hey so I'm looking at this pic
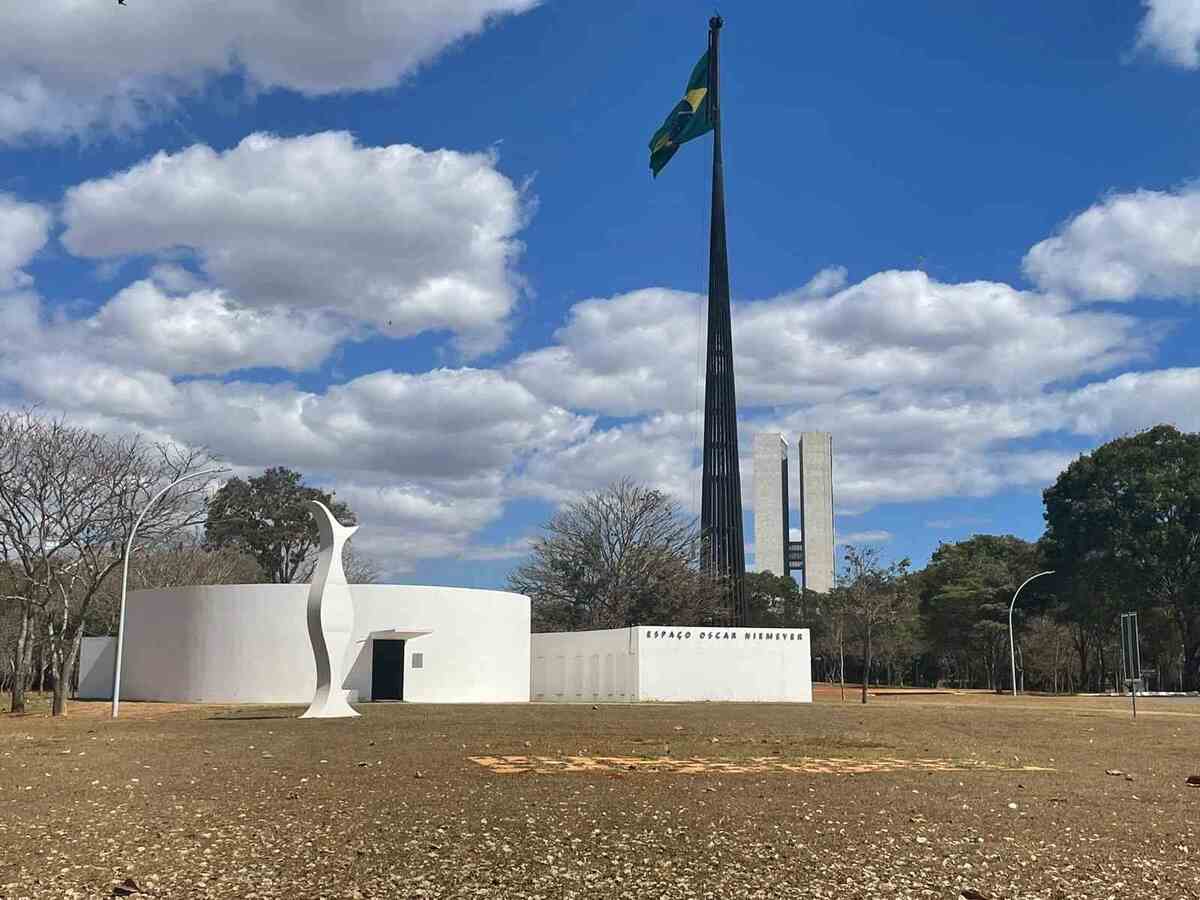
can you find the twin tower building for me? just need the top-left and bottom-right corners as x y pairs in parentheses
(752, 432), (835, 594)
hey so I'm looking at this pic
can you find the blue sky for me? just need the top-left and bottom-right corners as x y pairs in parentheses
(2, 1), (1200, 584)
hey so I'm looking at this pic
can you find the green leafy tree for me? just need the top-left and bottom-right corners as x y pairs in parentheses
(917, 535), (1044, 690)
(743, 570), (805, 627)
(205, 467), (356, 584)
(1042, 425), (1200, 690)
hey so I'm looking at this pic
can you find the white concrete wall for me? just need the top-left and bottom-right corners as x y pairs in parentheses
(352, 585), (530, 703)
(638, 628), (816, 705)
(531, 626), (812, 703)
(114, 584), (529, 704)
(799, 431), (835, 594)
(753, 433), (789, 576)
(637, 626), (812, 702)
(77, 636), (116, 700)
(530, 628), (638, 701)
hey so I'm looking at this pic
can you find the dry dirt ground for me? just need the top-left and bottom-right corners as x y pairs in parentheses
(2, 689), (1198, 899)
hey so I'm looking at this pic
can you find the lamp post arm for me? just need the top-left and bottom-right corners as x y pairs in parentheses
(111, 466), (228, 718)
(1008, 569), (1055, 698)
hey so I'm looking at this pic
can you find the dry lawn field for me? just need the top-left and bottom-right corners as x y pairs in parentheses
(2, 689), (1198, 899)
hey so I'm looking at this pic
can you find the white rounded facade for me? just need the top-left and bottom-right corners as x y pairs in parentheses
(118, 584), (530, 704)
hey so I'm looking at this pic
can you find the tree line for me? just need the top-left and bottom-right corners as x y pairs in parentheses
(1, 408), (368, 715)
(514, 425), (1200, 696)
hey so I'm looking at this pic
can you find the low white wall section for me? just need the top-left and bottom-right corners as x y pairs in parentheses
(117, 584), (530, 704)
(77, 636), (116, 700)
(530, 628), (638, 701)
(531, 626), (812, 703)
(637, 626), (812, 702)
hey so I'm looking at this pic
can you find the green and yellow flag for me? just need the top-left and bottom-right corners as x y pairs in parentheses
(649, 50), (713, 177)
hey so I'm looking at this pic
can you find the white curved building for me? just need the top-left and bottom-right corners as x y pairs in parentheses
(83, 584), (530, 704)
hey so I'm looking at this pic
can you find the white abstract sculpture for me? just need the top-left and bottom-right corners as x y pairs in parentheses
(300, 500), (360, 719)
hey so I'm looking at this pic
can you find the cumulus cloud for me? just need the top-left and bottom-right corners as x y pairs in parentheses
(87, 282), (346, 375)
(518, 412), (700, 506)
(1054, 367), (1200, 435)
(510, 269), (1150, 416)
(0, 195), (50, 289)
(1024, 184), (1200, 301)
(0, 1), (539, 142)
(0, 359), (588, 571)
(837, 530), (893, 545)
(62, 132), (526, 355)
(3, 359), (588, 489)
(1135, 0), (1200, 68)
(0, 284), (347, 378)
(5, 145), (1192, 574)
(332, 483), (506, 573)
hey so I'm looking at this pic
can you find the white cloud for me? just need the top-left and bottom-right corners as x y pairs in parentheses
(1054, 367), (1200, 435)
(511, 269), (1150, 416)
(3, 361), (589, 488)
(518, 412), (700, 508)
(505, 262), (1196, 525)
(0, 283), (347, 378)
(4, 354), (178, 422)
(148, 263), (205, 294)
(509, 288), (705, 417)
(62, 132), (526, 355)
(0, 195), (50, 290)
(87, 281), (348, 375)
(0, 1), (539, 142)
(925, 517), (990, 530)
(457, 538), (536, 562)
(837, 530), (893, 545)
(1024, 184), (1200, 301)
(332, 482), (506, 573)
(1135, 0), (1200, 69)
(0, 360), (588, 572)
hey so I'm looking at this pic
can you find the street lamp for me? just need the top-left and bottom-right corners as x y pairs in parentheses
(111, 466), (229, 718)
(1008, 570), (1055, 697)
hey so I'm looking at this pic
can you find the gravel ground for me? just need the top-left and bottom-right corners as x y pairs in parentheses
(1, 693), (1198, 899)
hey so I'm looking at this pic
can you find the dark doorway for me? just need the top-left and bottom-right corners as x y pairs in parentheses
(371, 639), (405, 701)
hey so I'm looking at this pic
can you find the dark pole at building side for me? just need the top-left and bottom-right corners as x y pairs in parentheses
(700, 15), (748, 626)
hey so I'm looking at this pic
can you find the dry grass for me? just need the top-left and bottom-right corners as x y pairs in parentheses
(2, 690), (1198, 898)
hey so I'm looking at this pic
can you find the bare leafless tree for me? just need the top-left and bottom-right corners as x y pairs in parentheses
(0, 409), (217, 715)
(343, 541), (380, 585)
(86, 534), (264, 636)
(840, 544), (912, 705)
(510, 478), (724, 630)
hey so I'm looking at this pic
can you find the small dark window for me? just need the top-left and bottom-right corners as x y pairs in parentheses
(412, 653), (424, 669)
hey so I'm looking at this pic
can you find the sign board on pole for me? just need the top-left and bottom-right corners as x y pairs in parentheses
(1119, 612), (1140, 718)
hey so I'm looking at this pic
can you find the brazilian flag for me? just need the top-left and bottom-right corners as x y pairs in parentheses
(649, 50), (713, 177)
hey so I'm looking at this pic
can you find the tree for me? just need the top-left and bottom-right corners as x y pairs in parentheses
(205, 467), (357, 584)
(0, 409), (215, 715)
(510, 479), (724, 631)
(85, 535), (264, 637)
(812, 585), (852, 699)
(342, 543), (380, 585)
(917, 535), (1045, 690)
(1042, 425), (1200, 690)
(743, 570), (804, 627)
(1021, 615), (1078, 694)
(840, 545), (912, 704)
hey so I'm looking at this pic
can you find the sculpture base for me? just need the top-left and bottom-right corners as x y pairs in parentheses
(299, 689), (360, 719)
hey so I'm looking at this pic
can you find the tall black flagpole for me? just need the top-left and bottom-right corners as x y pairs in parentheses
(700, 15), (748, 626)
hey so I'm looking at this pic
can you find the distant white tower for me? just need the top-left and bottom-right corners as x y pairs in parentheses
(751, 431), (835, 593)
(752, 433), (789, 576)
(797, 432), (835, 594)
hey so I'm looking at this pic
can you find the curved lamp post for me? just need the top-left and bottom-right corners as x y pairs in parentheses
(111, 467), (228, 718)
(1008, 570), (1055, 697)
